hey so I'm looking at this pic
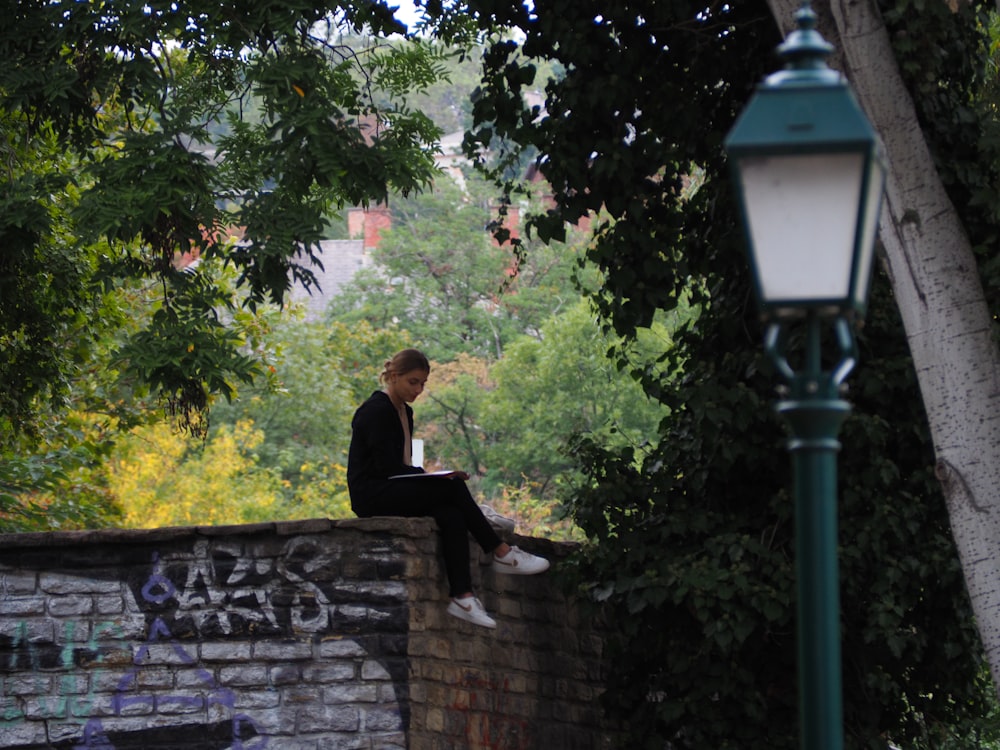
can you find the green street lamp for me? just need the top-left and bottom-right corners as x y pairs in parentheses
(724, 3), (886, 750)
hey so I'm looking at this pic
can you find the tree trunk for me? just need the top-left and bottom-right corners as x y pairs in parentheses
(765, 0), (1000, 692)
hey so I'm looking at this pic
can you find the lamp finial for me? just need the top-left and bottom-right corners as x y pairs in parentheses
(767, 1), (840, 86)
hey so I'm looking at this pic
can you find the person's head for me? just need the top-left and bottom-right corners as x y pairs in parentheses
(380, 348), (430, 404)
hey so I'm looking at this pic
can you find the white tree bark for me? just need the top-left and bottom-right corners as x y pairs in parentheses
(766, 0), (1000, 691)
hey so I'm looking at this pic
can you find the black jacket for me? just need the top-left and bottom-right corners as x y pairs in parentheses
(347, 391), (423, 502)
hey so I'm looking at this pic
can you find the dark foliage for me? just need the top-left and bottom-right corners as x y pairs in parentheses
(447, 0), (1000, 745)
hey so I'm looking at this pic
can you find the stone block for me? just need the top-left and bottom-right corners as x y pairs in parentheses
(448, 638), (489, 664)
(284, 685), (327, 705)
(322, 682), (379, 704)
(377, 632), (408, 656)
(54, 673), (91, 696)
(270, 664), (301, 685)
(407, 635), (452, 660)
(244, 704), (298, 735)
(154, 693), (205, 714)
(133, 642), (194, 666)
(317, 636), (367, 658)
(366, 604), (409, 633)
(218, 665), (268, 687)
(230, 688), (282, 709)
(272, 518), (334, 536)
(367, 729), (409, 747)
(298, 704), (360, 733)
(340, 557), (381, 580)
(1, 596), (45, 616)
(94, 593), (128, 615)
(40, 572), (120, 595)
(362, 657), (404, 681)
(424, 706), (445, 732)
(21, 695), (70, 720)
(248, 740), (313, 750)
(133, 668), (174, 689)
(4, 718), (55, 746)
(170, 669), (216, 692)
(47, 594), (94, 617)
(200, 641), (253, 661)
(0, 570), (38, 593)
(376, 679), (408, 710)
(253, 639), (313, 661)
(494, 595), (524, 619)
(261, 739), (318, 750)
(90, 668), (129, 693)
(361, 706), (405, 732)
(112, 693), (156, 716)
(0, 616), (54, 642)
(3, 673), (52, 695)
(487, 643), (530, 672)
(0, 695), (25, 721)
(301, 661), (357, 683)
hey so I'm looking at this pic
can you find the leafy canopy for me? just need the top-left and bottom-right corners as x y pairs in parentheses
(0, 0), (448, 440)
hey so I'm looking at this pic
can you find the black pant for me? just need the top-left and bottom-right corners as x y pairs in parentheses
(352, 477), (503, 597)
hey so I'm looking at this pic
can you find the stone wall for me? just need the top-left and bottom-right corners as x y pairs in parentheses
(0, 517), (617, 749)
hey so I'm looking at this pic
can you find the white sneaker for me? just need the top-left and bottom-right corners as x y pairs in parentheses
(479, 504), (516, 532)
(492, 546), (550, 575)
(446, 597), (497, 629)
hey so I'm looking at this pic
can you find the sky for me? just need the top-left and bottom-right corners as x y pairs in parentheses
(390, 0), (424, 32)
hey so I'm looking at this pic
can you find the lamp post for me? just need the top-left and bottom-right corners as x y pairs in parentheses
(723, 3), (886, 750)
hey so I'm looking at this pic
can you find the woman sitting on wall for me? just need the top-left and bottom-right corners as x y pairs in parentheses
(347, 348), (549, 629)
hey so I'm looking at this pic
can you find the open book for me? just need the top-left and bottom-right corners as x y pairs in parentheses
(388, 469), (459, 480)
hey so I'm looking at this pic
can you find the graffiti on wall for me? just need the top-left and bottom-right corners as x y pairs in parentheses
(0, 534), (411, 749)
(135, 536), (371, 637)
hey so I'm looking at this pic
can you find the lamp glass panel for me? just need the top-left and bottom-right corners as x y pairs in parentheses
(738, 152), (865, 304)
(852, 155), (886, 308)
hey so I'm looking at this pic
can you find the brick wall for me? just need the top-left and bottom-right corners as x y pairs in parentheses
(0, 518), (618, 749)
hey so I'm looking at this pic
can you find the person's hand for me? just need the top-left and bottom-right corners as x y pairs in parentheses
(450, 470), (470, 481)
